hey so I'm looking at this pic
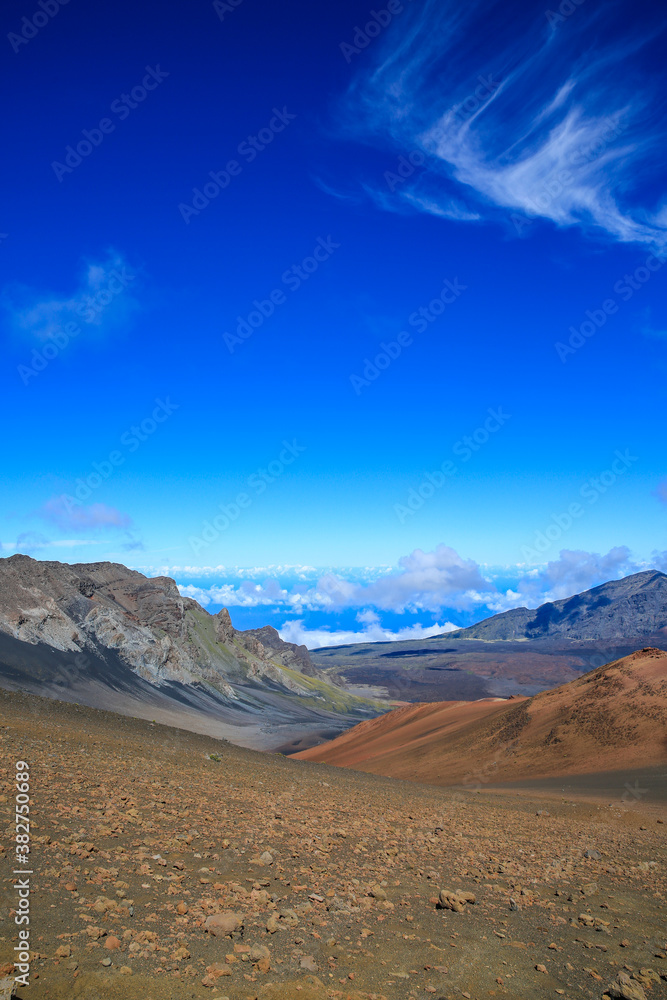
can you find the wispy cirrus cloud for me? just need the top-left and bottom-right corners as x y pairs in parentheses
(3, 534), (107, 555)
(39, 496), (132, 532)
(3, 250), (139, 343)
(339, 0), (667, 248)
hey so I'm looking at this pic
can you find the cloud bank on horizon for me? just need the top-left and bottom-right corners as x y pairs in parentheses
(341, 0), (667, 248)
(168, 543), (667, 648)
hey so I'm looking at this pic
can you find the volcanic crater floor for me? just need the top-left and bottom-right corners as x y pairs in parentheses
(1, 689), (666, 1000)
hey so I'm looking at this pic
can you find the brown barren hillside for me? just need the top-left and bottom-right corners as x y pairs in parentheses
(296, 647), (667, 785)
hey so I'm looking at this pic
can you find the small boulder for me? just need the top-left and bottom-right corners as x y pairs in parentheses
(249, 943), (270, 962)
(437, 889), (476, 912)
(606, 971), (647, 1000)
(204, 911), (243, 937)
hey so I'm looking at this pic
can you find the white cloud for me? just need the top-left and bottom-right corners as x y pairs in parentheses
(534, 546), (639, 602)
(341, 0), (667, 248)
(402, 190), (481, 222)
(357, 544), (494, 612)
(278, 619), (456, 650)
(177, 545), (494, 614)
(178, 580), (291, 607)
(650, 550), (667, 573)
(485, 546), (643, 611)
(175, 544), (665, 629)
(148, 563), (330, 579)
(4, 251), (139, 343)
(356, 608), (380, 625)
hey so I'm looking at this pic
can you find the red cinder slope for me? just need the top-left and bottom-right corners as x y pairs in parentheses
(296, 648), (667, 785)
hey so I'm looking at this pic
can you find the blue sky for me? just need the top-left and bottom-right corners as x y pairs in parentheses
(1, 0), (666, 645)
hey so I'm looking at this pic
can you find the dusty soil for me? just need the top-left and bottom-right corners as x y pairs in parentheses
(0, 688), (666, 1000)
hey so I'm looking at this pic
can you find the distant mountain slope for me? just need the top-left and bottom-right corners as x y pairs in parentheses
(297, 647), (667, 784)
(445, 570), (667, 641)
(0, 555), (379, 748)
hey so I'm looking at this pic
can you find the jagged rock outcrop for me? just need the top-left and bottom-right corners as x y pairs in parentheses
(239, 624), (315, 675)
(0, 555), (317, 701)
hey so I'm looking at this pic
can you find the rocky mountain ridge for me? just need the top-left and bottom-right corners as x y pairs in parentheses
(0, 555), (360, 719)
(445, 569), (667, 641)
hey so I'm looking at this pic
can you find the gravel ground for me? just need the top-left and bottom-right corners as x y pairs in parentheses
(1, 689), (665, 1000)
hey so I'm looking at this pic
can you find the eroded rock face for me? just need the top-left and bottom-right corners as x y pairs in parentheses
(0, 554), (316, 699)
(240, 624), (315, 675)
